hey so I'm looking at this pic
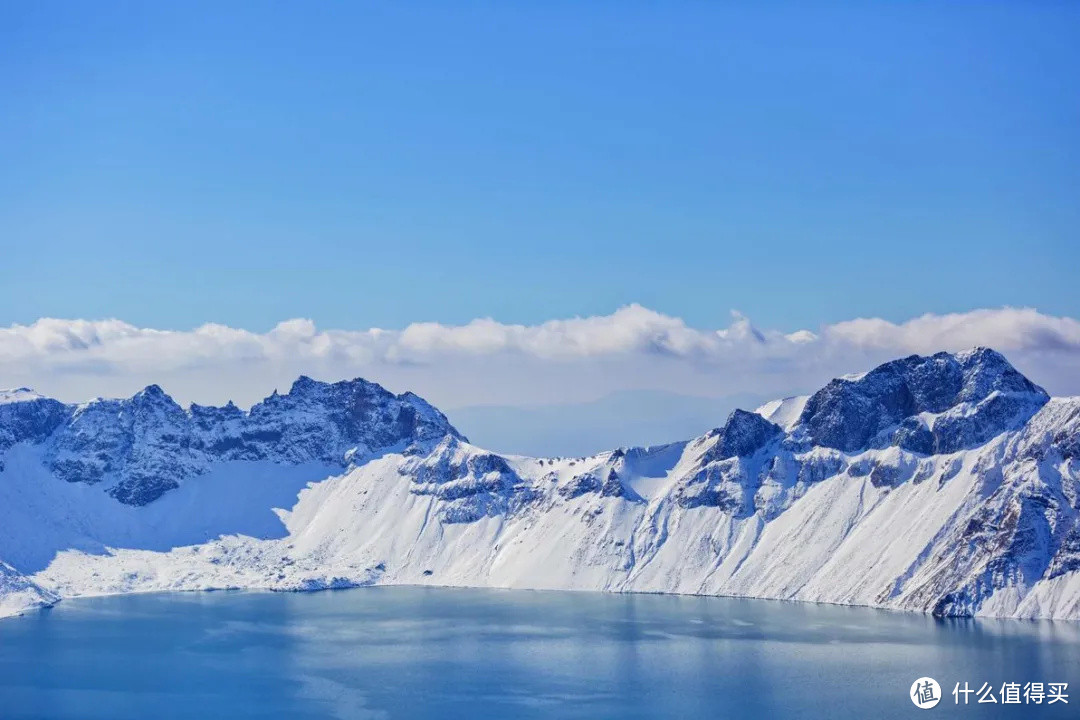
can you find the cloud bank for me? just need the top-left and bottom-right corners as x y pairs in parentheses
(1, 305), (1078, 412)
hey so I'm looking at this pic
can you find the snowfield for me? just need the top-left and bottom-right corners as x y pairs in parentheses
(2, 348), (1079, 621)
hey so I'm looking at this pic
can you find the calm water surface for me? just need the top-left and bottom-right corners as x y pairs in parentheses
(0, 587), (1077, 719)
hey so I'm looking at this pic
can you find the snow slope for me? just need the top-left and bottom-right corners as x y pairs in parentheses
(754, 395), (808, 430)
(0, 561), (57, 617)
(3, 349), (1079, 621)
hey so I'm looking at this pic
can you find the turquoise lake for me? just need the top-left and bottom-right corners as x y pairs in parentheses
(0, 587), (1077, 719)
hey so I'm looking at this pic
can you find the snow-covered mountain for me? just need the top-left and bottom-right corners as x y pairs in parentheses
(2, 377), (460, 507)
(2, 348), (1078, 620)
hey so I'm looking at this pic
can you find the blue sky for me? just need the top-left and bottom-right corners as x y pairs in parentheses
(1, 2), (1077, 334)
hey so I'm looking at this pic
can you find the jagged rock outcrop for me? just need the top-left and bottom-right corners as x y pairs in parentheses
(0, 390), (69, 472)
(702, 409), (783, 461)
(796, 348), (1049, 454)
(7, 377), (463, 506)
(403, 436), (535, 523)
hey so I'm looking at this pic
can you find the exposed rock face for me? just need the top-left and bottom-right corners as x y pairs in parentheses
(904, 397), (1080, 618)
(403, 436), (534, 523)
(796, 348), (1048, 454)
(0, 393), (69, 472)
(6, 377), (463, 506)
(703, 409), (783, 461)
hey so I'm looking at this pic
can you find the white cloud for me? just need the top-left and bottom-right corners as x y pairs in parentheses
(1, 305), (1078, 411)
(824, 308), (1080, 352)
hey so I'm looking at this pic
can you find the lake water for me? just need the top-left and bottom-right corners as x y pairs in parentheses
(0, 587), (1077, 719)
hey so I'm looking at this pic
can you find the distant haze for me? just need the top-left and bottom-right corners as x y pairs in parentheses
(448, 390), (771, 457)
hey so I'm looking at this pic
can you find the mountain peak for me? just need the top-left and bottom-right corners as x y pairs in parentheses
(288, 375), (323, 395)
(796, 348), (1048, 453)
(21, 377), (464, 506)
(0, 388), (46, 405)
(955, 346), (1044, 402)
(130, 384), (183, 414)
(134, 384), (169, 399)
(704, 408), (782, 461)
(285, 375), (390, 401)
